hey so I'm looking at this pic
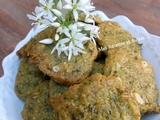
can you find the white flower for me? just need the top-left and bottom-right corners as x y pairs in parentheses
(63, 24), (89, 43)
(27, 6), (42, 20)
(63, 24), (90, 60)
(89, 27), (99, 44)
(39, 0), (54, 19)
(67, 41), (86, 61)
(51, 39), (69, 56)
(39, 0), (62, 19)
(63, 0), (95, 21)
(27, 6), (47, 29)
(84, 24), (100, 44)
(52, 24), (89, 60)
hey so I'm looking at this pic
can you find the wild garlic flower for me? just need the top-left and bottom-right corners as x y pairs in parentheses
(27, 0), (99, 61)
(39, 0), (55, 19)
(52, 24), (89, 60)
(63, 0), (95, 21)
(27, 6), (45, 29)
(84, 24), (100, 44)
(39, 0), (62, 19)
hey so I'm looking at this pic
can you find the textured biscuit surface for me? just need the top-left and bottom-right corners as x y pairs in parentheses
(100, 21), (160, 114)
(51, 74), (141, 120)
(14, 59), (46, 101)
(97, 21), (133, 55)
(22, 80), (67, 120)
(107, 59), (160, 114)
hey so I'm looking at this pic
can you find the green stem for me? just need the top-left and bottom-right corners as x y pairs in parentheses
(65, 10), (74, 27)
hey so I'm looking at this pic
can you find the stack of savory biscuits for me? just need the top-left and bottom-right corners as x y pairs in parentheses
(15, 19), (160, 120)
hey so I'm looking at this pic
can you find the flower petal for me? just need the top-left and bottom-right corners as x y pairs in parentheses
(75, 47), (85, 54)
(36, 11), (45, 18)
(47, 11), (53, 20)
(59, 38), (70, 44)
(39, 0), (46, 6)
(51, 22), (60, 27)
(48, 0), (54, 8)
(27, 14), (36, 21)
(69, 24), (77, 36)
(39, 24), (48, 29)
(76, 22), (85, 27)
(77, 6), (87, 14)
(68, 42), (73, 61)
(41, 19), (50, 24)
(57, 0), (63, 10)
(84, 5), (95, 11)
(63, 27), (71, 37)
(35, 6), (42, 14)
(75, 42), (85, 49)
(64, 0), (72, 4)
(79, 36), (90, 41)
(51, 44), (58, 54)
(79, 0), (89, 5)
(75, 33), (86, 39)
(57, 26), (63, 33)
(73, 10), (78, 21)
(63, 4), (73, 9)
(52, 9), (62, 16)
(85, 18), (95, 24)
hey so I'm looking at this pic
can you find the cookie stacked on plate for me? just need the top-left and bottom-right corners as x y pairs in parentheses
(15, 20), (160, 120)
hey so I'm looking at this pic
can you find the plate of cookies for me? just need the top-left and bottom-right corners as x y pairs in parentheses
(0, 0), (160, 120)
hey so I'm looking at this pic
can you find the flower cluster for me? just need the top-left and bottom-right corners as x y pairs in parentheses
(27, 0), (99, 60)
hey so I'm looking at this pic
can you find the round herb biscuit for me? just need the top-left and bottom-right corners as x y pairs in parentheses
(14, 59), (46, 101)
(22, 81), (52, 120)
(96, 21), (133, 55)
(22, 80), (68, 120)
(104, 57), (160, 114)
(51, 73), (141, 120)
(17, 27), (98, 86)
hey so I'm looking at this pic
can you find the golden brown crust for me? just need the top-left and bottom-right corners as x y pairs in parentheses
(51, 73), (141, 120)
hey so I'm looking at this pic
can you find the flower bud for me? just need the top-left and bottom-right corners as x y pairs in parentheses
(39, 38), (53, 44)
